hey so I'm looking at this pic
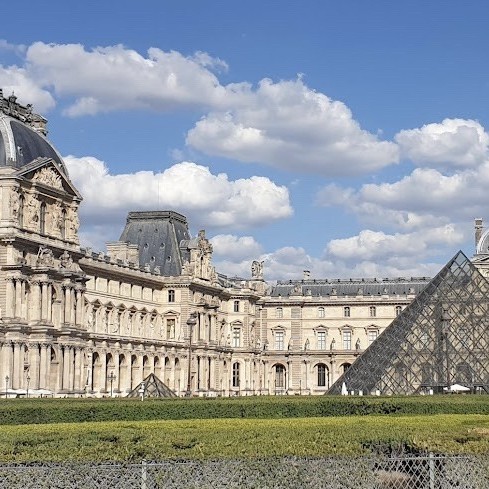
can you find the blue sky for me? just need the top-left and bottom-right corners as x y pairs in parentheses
(2, 1), (489, 280)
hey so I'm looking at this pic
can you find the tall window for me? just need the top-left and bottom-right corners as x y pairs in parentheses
(317, 307), (325, 318)
(232, 327), (241, 347)
(395, 305), (402, 316)
(344, 306), (350, 318)
(317, 364), (328, 387)
(275, 330), (284, 350)
(317, 331), (326, 350)
(168, 289), (175, 302)
(232, 362), (240, 387)
(369, 306), (376, 317)
(275, 307), (283, 318)
(166, 318), (175, 339)
(342, 330), (352, 350)
(39, 202), (46, 234)
(275, 364), (285, 388)
(233, 300), (240, 312)
(368, 330), (378, 345)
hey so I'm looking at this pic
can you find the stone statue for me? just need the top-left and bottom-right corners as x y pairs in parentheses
(67, 208), (80, 237)
(59, 250), (73, 270)
(304, 338), (310, 351)
(50, 202), (63, 235)
(37, 246), (55, 267)
(251, 260), (264, 280)
(25, 194), (39, 227)
(355, 338), (361, 350)
(32, 167), (63, 190)
(9, 189), (20, 221)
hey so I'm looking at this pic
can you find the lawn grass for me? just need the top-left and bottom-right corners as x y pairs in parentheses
(0, 414), (488, 462)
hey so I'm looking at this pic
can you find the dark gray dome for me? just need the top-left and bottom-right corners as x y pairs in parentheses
(0, 91), (67, 173)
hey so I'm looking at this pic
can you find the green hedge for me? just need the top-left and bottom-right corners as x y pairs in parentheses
(0, 395), (488, 425)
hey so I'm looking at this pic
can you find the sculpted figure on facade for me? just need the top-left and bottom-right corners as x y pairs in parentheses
(86, 304), (94, 331)
(50, 202), (64, 235)
(59, 250), (73, 270)
(67, 207), (80, 238)
(25, 194), (39, 228)
(37, 246), (55, 267)
(9, 188), (20, 221)
(251, 260), (264, 280)
(32, 167), (63, 190)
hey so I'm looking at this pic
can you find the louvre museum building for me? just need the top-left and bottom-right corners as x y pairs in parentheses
(1, 91), (488, 398)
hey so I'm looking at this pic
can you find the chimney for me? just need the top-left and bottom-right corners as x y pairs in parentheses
(475, 218), (483, 250)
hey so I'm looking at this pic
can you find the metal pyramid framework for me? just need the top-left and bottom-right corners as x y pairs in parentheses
(126, 373), (177, 398)
(328, 251), (489, 395)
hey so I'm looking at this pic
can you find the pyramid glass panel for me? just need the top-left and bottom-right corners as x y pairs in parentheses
(328, 251), (489, 395)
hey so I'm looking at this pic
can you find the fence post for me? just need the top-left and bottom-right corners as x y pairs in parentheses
(429, 452), (435, 489)
(141, 459), (147, 489)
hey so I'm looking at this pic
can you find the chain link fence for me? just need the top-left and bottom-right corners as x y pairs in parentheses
(0, 454), (488, 488)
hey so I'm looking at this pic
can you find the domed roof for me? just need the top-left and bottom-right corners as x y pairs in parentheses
(0, 90), (67, 173)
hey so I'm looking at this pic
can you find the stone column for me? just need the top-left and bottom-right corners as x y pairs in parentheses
(64, 287), (71, 325)
(68, 346), (75, 390)
(14, 279), (22, 318)
(75, 290), (83, 326)
(39, 344), (48, 389)
(41, 283), (48, 320)
(1, 342), (13, 385)
(30, 343), (40, 389)
(20, 280), (26, 319)
(70, 288), (76, 325)
(30, 282), (41, 322)
(6, 278), (15, 317)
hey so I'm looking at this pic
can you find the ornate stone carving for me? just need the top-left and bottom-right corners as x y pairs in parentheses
(66, 207), (80, 238)
(9, 188), (20, 221)
(59, 250), (73, 270)
(24, 194), (39, 228)
(32, 167), (63, 190)
(251, 260), (264, 279)
(36, 246), (55, 267)
(50, 202), (64, 235)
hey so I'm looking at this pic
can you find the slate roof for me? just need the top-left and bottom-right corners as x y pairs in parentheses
(270, 277), (430, 298)
(119, 211), (190, 276)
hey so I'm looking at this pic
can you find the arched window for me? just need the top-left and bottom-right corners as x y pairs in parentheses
(395, 305), (402, 316)
(275, 364), (285, 389)
(369, 306), (376, 317)
(344, 306), (350, 318)
(318, 307), (325, 318)
(342, 363), (351, 373)
(232, 362), (240, 387)
(317, 363), (328, 387)
(168, 289), (175, 302)
(39, 202), (46, 234)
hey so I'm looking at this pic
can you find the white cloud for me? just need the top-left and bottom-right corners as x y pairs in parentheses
(64, 156), (292, 249)
(0, 65), (55, 112)
(395, 118), (489, 170)
(187, 78), (399, 176)
(25, 42), (237, 116)
(210, 234), (262, 261)
(326, 226), (463, 263)
(0, 40), (26, 55)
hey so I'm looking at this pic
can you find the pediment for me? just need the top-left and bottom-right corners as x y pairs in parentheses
(15, 157), (82, 199)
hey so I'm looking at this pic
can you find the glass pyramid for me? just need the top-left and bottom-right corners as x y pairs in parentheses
(328, 251), (489, 395)
(127, 373), (177, 398)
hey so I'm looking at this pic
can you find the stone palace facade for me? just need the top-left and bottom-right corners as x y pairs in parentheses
(0, 91), (433, 397)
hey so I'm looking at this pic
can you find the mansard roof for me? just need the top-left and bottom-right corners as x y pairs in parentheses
(0, 90), (67, 173)
(270, 277), (431, 298)
(119, 211), (191, 276)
